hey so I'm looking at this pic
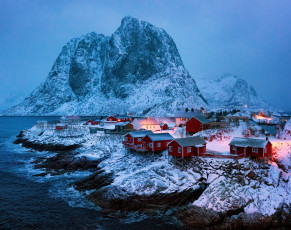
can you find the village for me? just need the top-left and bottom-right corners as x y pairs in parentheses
(35, 108), (291, 167)
(14, 108), (291, 226)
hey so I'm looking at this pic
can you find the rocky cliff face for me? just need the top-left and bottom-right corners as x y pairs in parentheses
(195, 74), (269, 109)
(4, 16), (206, 116)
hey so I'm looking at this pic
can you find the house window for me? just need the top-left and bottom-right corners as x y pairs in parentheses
(124, 137), (128, 141)
(157, 142), (161, 147)
(149, 143), (153, 148)
(233, 146), (236, 151)
(187, 147), (191, 153)
(138, 138), (141, 142)
(252, 147), (258, 153)
(178, 147), (181, 153)
(169, 146), (173, 152)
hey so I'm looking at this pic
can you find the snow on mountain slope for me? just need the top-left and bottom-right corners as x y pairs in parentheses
(195, 74), (269, 110)
(3, 16), (206, 116)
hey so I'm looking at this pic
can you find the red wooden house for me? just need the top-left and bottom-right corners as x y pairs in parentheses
(168, 136), (206, 158)
(107, 116), (118, 122)
(160, 123), (169, 130)
(107, 115), (132, 122)
(142, 133), (173, 152)
(55, 124), (68, 130)
(186, 116), (211, 135)
(229, 137), (272, 158)
(85, 120), (100, 125)
(122, 130), (153, 151)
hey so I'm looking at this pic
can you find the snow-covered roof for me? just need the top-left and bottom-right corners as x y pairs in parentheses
(56, 123), (67, 126)
(146, 133), (173, 141)
(127, 130), (153, 138)
(193, 116), (211, 124)
(174, 111), (202, 118)
(115, 122), (130, 127)
(104, 125), (116, 130)
(174, 136), (206, 147)
(229, 137), (271, 148)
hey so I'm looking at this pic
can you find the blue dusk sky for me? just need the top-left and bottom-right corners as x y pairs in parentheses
(0, 0), (290, 111)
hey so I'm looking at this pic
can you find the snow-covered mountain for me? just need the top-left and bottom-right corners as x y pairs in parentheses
(195, 74), (269, 110)
(3, 16), (207, 116)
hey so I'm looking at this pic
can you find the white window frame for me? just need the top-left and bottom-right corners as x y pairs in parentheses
(233, 146), (236, 151)
(149, 143), (153, 148)
(178, 147), (182, 153)
(138, 138), (141, 142)
(125, 137), (128, 141)
(252, 147), (258, 153)
(187, 147), (191, 153)
(157, 142), (161, 147)
(169, 146), (173, 152)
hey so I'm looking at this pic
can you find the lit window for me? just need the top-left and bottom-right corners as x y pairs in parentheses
(169, 146), (173, 152)
(187, 147), (191, 153)
(178, 147), (181, 153)
(157, 142), (161, 147)
(252, 147), (258, 153)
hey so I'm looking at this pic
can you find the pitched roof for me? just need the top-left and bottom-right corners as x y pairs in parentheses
(174, 136), (206, 147)
(127, 130), (153, 138)
(192, 116), (211, 124)
(229, 137), (271, 148)
(174, 111), (202, 118)
(146, 133), (174, 141)
(115, 122), (130, 127)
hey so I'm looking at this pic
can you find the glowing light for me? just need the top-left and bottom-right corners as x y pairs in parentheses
(254, 114), (273, 121)
(244, 104), (248, 108)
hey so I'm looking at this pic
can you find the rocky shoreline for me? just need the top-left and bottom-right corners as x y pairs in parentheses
(14, 130), (291, 229)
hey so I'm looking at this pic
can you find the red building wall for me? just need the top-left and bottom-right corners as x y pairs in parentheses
(168, 141), (206, 157)
(142, 136), (171, 152)
(230, 142), (272, 158)
(107, 116), (118, 122)
(186, 118), (209, 134)
(161, 124), (169, 130)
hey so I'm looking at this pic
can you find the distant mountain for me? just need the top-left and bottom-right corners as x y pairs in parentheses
(3, 16), (207, 116)
(195, 74), (269, 110)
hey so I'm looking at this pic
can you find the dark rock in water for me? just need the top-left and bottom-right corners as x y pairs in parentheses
(84, 181), (207, 212)
(32, 153), (101, 174)
(16, 130), (25, 138)
(14, 131), (81, 152)
(73, 169), (114, 191)
(33, 172), (49, 177)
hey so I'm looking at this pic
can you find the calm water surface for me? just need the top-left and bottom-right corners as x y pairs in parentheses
(0, 117), (181, 230)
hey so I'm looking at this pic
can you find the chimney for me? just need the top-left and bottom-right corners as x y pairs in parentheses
(266, 136), (269, 140)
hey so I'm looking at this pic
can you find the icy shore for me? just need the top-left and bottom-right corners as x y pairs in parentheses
(14, 125), (291, 228)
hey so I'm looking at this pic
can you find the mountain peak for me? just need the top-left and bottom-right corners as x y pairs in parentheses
(4, 17), (206, 116)
(121, 16), (140, 25)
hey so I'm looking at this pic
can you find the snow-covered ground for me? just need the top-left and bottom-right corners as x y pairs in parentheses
(19, 122), (291, 219)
